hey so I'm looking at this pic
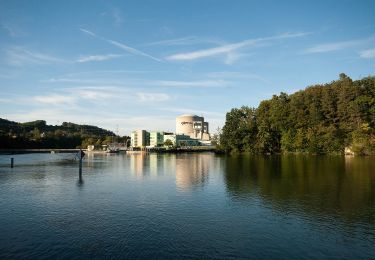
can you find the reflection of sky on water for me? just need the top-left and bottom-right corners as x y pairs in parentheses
(0, 152), (374, 259)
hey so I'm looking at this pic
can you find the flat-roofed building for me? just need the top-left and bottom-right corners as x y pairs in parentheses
(163, 133), (199, 147)
(149, 131), (164, 147)
(131, 130), (150, 148)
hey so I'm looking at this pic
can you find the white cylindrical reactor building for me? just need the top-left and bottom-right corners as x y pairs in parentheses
(176, 114), (209, 140)
(176, 114), (203, 135)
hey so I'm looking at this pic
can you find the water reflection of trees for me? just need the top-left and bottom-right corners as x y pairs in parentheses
(224, 155), (375, 224)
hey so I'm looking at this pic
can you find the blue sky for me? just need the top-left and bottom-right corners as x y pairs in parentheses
(1, 0), (374, 135)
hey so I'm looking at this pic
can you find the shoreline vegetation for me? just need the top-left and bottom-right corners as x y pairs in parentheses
(0, 119), (129, 150)
(218, 74), (375, 156)
(1, 74), (374, 156)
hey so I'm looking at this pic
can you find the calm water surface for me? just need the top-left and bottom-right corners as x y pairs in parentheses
(0, 153), (374, 259)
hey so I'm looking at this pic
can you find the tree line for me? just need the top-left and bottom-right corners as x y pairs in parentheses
(219, 74), (375, 155)
(0, 119), (129, 149)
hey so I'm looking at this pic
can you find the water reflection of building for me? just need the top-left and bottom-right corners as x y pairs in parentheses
(128, 153), (211, 189)
(129, 153), (166, 178)
(175, 154), (210, 191)
(150, 154), (166, 176)
(130, 153), (147, 178)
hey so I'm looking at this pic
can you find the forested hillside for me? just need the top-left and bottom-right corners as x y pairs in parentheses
(220, 74), (375, 155)
(0, 119), (128, 149)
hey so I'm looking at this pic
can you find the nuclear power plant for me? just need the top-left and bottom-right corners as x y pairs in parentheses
(175, 114), (210, 141)
(130, 114), (211, 148)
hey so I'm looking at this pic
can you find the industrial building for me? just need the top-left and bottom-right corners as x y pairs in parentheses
(130, 114), (211, 148)
(176, 114), (210, 141)
(163, 133), (199, 147)
(149, 131), (164, 147)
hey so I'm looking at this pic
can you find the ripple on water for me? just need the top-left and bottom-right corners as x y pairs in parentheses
(0, 153), (374, 259)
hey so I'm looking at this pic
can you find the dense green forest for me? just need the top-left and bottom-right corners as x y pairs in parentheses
(0, 119), (129, 149)
(220, 74), (375, 155)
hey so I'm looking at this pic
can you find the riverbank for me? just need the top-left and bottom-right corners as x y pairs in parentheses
(0, 146), (217, 155)
(129, 146), (216, 154)
(0, 148), (85, 155)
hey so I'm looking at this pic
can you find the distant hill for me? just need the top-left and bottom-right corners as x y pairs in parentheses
(0, 119), (128, 149)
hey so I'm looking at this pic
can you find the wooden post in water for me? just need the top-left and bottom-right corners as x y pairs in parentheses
(11, 158), (14, 168)
(79, 149), (83, 180)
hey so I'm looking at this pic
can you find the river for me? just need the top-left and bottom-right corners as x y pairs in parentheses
(0, 152), (374, 259)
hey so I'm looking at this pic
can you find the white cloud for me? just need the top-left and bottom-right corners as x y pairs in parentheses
(106, 116), (176, 133)
(160, 107), (223, 117)
(153, 79), (229, 88)
(146, 36), (222, 46)
(99, 8), (123, 27)
(6, 46), (125, 67)
(359, 49), (375, 58)
(108, 116), (176, 133)
(80, 28), (162, 62)
(6, 47), (67, 66)
(0, 69), (17, 79)
(0, 98), (12, 103)
(137, 92), (170, 102)
(44, 77), (230, 89)
(44, 78), (94, 83)
(166, 42), (244, 61)
(147, 36), (199, 46)
(29, 87), (124, 108)
(166, 32), (310, 61)
(33, 94), (76, 105)
(79, 28), (97, 37)
(2, 23), (26, 37)
(42, 70), (149, 83)
(78, 90), (111, 100)
(159, 25), (173, 35)
(306, 41), (359, 53)
(29, 87), (168, 108)
(6, 109), (177, 135)
(111, 8), (123, 27)
(66, 87), (119, 100)
(3, 87), (224, 135)
(206, 71), (271, 84)
(106, 39), (162, 62)
(224, 52), (253, 65)
(76, 54), (123, 63)
(42, 77), (127, 85)
(305, 37), (375, 54)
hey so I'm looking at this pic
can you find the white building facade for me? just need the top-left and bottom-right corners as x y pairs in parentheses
(131, 130), (150, 148)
